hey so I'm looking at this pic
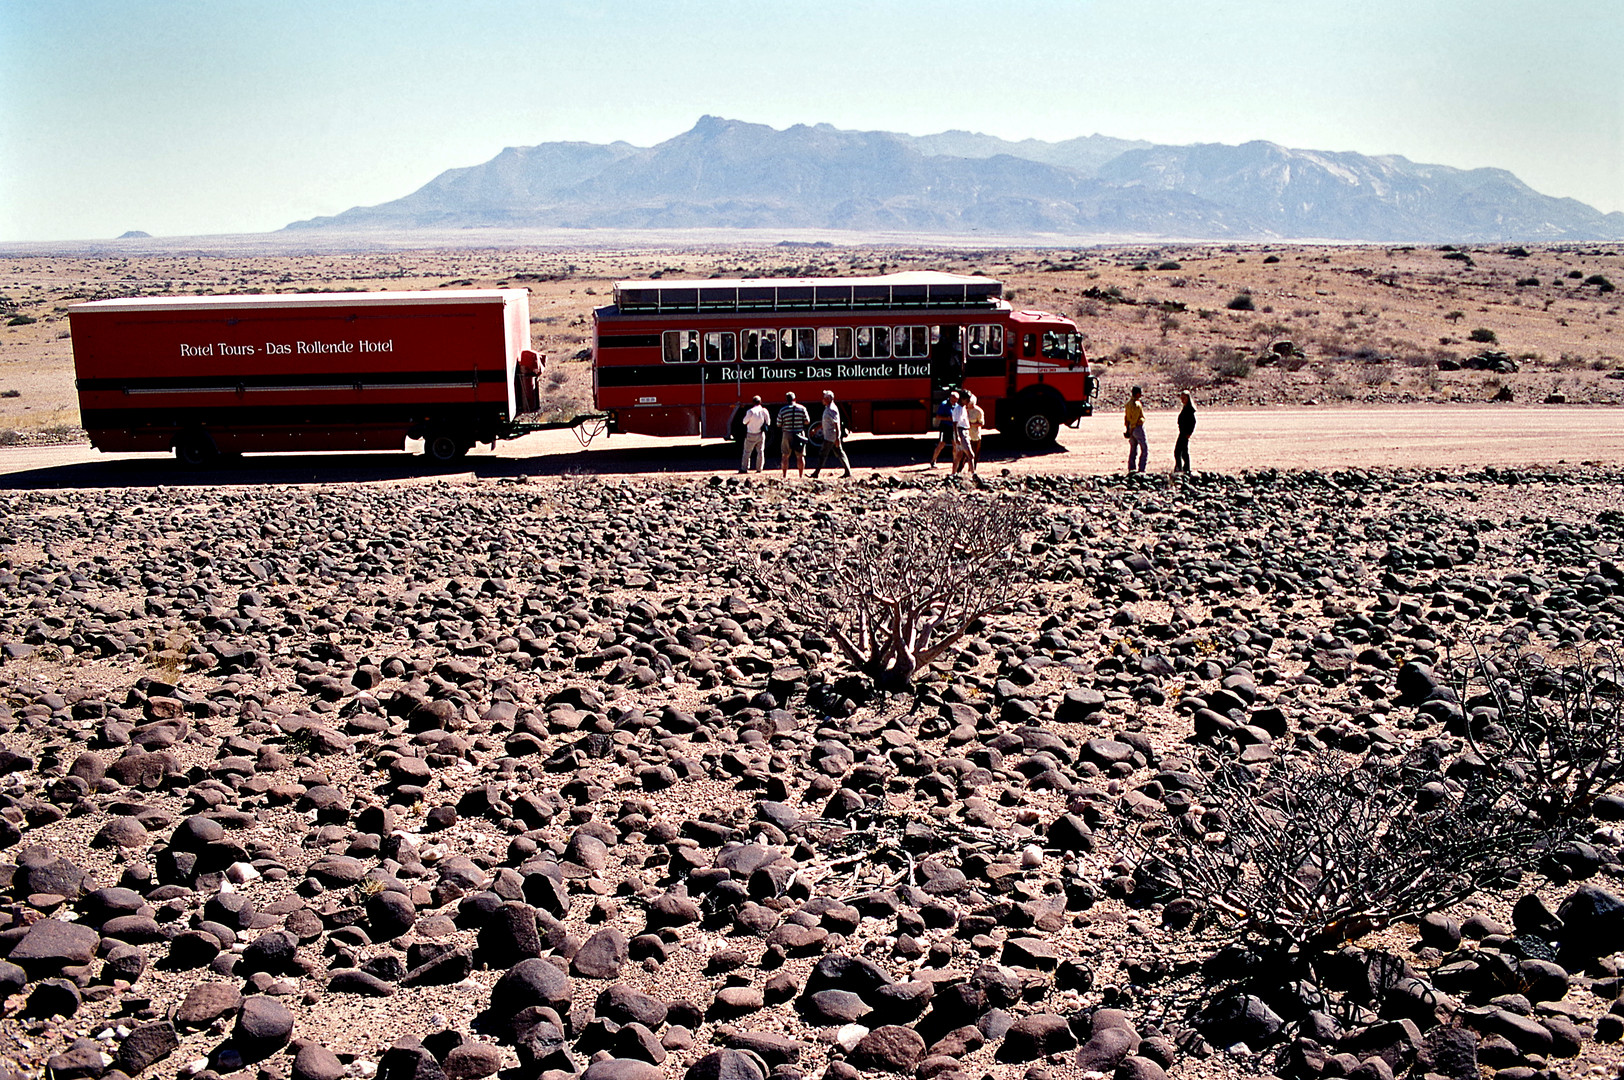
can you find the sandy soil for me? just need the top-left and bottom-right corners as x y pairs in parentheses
(1, 243), (1621, 442)
(1, 405), (1620, 488)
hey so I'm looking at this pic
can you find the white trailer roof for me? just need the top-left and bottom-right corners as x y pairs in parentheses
(71, 289), (524, 314)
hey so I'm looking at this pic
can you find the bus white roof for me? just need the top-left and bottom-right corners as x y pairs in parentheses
(612, 271), (998, 291)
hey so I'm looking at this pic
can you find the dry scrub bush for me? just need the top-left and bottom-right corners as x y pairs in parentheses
(748, 496), (1035, 688)
(1446, 645), (1624, 826)
(1165, 352), (1208, 392)
(1118, 752), (1548, 954)
(1209, 346), (1254, 380)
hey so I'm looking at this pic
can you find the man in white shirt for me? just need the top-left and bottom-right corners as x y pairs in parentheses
(949, 391), (975, 475)
(811, 390), (852, 479)
(740, 395), (771, 473)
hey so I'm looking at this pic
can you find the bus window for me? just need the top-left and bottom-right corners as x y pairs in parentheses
(856, 326), (877, 358)
(795, 328), (816, 359)
(967, 325), (1003, 357)
(873, 326), (890, 357)
(704, 332), (736, 363)
(893, 326), (928, 358)
(741, 329), (761, 361)
(818, 328), (854, 360)
(1023, 333), (1037, 358)
(663, 330), (699, 363)
(1042, 331), (1081, 363)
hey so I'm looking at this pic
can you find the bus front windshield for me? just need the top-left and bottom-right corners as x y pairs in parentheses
(1041, 330), (1084, 366)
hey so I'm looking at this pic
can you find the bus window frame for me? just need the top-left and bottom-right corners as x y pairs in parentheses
(893, 325), (929, 359)
(817, 327), (855, 360)
(704, 331), (737, 364)
(663, 329), (699, 364)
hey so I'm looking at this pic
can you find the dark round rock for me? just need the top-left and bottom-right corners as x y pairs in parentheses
(848, 1026), (925, 1073)
(571, 928), (628, 979)
(367, 890), (417, 941)
(293, 1043), (346, 1080)
(235, 996), (295, 1059)
(686, 1050), (765, 1080)
(489, 957), (573, 1023)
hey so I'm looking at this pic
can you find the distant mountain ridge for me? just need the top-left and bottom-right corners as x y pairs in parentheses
(286, 116), (1624, 242)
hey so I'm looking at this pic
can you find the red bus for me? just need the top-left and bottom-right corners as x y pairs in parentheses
(592, 272), (1093, 446)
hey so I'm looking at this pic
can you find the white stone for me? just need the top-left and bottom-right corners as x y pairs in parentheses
(226, 862), (260, 885)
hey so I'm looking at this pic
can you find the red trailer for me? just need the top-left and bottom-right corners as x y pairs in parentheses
(69, 290), (542, 464)
(592, 271), (1094, 446)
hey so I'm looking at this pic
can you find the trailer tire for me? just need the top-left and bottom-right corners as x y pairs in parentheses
(174, 432), (218, 468)
(425, 432), (470, 464)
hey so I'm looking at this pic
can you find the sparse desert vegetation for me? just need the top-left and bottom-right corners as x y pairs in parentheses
(1, 242), (1621, 444)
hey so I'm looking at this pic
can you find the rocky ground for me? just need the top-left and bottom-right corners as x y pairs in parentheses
(0, 465), (1622, 1080)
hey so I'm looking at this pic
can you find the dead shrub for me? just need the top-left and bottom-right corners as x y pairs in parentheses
(748, 496), (1036, 689)
(1444, 644), (1624, 827)
(1116, 751), (1548, 953)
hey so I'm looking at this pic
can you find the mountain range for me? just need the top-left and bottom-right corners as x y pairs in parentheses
(285, 116), (1624, 242)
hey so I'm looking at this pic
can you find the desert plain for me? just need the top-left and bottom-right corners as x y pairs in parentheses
(0, 241), (1622, 1080)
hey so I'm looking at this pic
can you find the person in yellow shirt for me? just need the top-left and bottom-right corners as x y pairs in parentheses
(1124, 385), (1147, 472)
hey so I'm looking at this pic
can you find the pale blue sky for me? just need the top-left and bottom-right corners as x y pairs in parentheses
(2, 0), (1620, 241)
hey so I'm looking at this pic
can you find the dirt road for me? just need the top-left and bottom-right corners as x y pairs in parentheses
(1, 405), (1619, 488)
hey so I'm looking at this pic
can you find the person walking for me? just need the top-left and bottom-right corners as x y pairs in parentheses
(1173, 391), (1196, 473)
(949, 391), (975, 476)
(928, 393), (955, 468)
(811, 390), (852, 478)
(965, 392), (985, 471)
(1124, 385), (1148, 473)
(777, 392), (811, 478)
(739, 395), (771, 473)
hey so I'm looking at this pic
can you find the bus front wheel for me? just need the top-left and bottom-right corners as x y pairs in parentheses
(1016, 407), (1060, 447)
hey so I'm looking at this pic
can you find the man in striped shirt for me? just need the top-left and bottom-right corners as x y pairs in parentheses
(778, 392), (811, 478)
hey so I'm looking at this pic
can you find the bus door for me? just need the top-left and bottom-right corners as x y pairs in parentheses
(929, 324), (963, 398)
(701, 330), (736, 437)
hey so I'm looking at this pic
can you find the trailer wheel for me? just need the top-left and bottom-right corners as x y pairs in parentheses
(174, 432), (218, 467)
(425, 432), (469, 464)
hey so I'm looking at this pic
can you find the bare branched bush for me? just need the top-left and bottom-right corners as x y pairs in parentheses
(1117, 753), (1548, 953)
(748, 496), (1035, 688)
(1447, 645), (1624, 826)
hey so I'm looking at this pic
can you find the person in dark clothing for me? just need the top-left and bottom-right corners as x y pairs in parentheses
(1173, 391), (1196, 473)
